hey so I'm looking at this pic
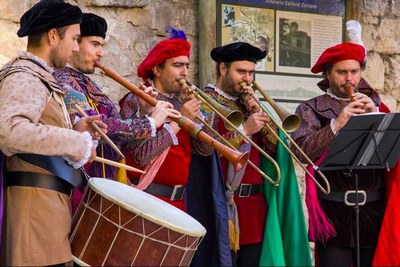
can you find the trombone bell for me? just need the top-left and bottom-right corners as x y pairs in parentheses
(179, 79), (243, 130)
(278, 109), (301, 133)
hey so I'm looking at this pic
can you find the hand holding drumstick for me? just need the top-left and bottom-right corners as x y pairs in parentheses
(75, 105), (124, 158)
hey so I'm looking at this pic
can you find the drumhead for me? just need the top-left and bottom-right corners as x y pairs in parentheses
(88, 178), (206, 236)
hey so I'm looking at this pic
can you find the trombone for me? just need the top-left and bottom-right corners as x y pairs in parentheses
(242, 81), (331, 195)
(179, 79), (281, 186)
(94, 62), (249, 173)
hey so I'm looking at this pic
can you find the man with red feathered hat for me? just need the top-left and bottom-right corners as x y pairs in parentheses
(119, 27), (215, 211)
(119, 29), (233, 266)
(291, 21), (392, 267)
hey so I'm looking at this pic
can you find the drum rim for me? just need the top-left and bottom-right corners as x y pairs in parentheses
(87, 178), (207, 237)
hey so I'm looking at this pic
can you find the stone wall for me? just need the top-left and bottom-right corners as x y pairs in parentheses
(0, 0), (198, 105)
(360, 0), (400, 111)
(0, 0), (398, 110)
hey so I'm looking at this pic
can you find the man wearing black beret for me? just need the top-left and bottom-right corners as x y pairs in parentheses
(0, 1), (106, 266)
(53, 13), (178, 214)
(202, 42), (278, 266)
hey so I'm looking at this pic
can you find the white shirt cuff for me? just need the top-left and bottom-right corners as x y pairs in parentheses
(146, 116), (157, 137)
(237, 124), (250, 142)
(163, 123), (179, 145)
(63, 131), (93, 169)
(330, 119), (337, 135)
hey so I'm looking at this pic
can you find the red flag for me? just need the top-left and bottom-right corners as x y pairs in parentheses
(373, 160), (400, 266)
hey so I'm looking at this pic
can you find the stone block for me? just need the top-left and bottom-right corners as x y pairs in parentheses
(375, 19), (400, 54)
(361, 0), (389, 17)
(0, 0), (34, 22)
(363, 53), (385, 91)
(83, 0), (149, 7)
(0, 21), (26, 66)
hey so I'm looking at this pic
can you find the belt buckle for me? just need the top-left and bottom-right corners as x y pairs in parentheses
(170, 185), (184, 201)
(344, 190), (366, 206)
(238, 183), (251, 198)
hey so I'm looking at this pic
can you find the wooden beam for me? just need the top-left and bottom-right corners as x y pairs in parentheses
(198, 0), (216, 89)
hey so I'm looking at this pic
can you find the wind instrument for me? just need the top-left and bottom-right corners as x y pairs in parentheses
(242, 81), (330, 194)
(179, 79), (281, 186)
(94, 61), (249, 173)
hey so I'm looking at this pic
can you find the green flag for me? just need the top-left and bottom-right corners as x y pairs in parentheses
(260, 130), (312, 266)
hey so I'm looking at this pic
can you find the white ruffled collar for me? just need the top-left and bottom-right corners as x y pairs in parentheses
(326, 88), (351, 101)
(207, 83), (238, 101)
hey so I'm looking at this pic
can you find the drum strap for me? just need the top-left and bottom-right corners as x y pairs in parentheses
(131, 178), (185, 201)
(16, 154), (86, 190)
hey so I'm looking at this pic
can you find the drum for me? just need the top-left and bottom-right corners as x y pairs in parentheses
(70, 178), (206, 266)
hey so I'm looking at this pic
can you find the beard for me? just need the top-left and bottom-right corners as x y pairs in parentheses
(49, 46), (68, 69)
(69, 53), (95, 74)
(221, 74), (241, 97)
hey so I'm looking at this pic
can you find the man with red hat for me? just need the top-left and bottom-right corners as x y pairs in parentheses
(119, 28), (214, 211)
(0, 0), (107, 265)
(291, 41), (390, 266)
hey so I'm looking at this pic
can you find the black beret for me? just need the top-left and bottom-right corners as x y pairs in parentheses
(80, 13), (108, 39)
(211, 42), (266, 63)
(17, 0), (82, 37)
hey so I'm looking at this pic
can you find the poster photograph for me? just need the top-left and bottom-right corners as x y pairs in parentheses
(221, 4), (275, 72)
(275, 10), (343, 75)
(217, 0), (346, 116)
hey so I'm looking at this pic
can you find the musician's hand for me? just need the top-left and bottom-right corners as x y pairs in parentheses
(74, 114), (107, 140)
(243, 112), (270, 135)
(138, 83), (158, 117)
(151, 101), (181, 128)
(180, 98), (202, 120)
(180, 83), (196, 103)
(353, 92), (377, 113)
(333, 101), (365, 132)
(242, 89), (261, 113)
(88, 143), (97, 163)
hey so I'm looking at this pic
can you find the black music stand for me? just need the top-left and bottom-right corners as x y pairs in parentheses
(318, 112), (400, 267)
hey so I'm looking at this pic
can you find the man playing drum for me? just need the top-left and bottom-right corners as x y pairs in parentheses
(54, 13), (179, 212)
(119, 27), (215, 211)
(0, 0), (105, 265)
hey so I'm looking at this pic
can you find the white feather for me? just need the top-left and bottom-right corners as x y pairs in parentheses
(346, 20), (364, 46)
(346, 20), (366, 59)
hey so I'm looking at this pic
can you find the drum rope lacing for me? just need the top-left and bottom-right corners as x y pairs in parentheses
(70, 190), (204, 265)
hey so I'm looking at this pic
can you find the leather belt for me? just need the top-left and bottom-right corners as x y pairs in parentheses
(318, 190), (385, 206)
(234, 183), (261, 198)
(131, 179), (185, 201)
(5, 171), (73, 196)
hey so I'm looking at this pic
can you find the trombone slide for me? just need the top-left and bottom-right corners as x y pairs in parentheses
(94, 62), (249, 173)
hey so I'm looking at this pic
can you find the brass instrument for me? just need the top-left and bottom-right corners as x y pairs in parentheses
(242, 81), (331, 194)
(179, 79), (281, 186)
(94, 62), (249, 173)
(181, 80), (243, 130)
(251, 83), (301, 133)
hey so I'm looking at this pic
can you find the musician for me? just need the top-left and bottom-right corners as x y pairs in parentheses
(202, 42), (278, 267)
(291, 42), (390, 267)
(53, 13), (179, 212)
(119, 27), (214, 211)
(0, 1), (105, 265)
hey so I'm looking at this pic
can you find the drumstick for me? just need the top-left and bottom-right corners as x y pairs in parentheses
(75, 105), (125, 158)
(95, 156), (145, 174)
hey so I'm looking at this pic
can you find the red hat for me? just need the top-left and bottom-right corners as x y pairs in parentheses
(137, 28), (190, 81)
(311, 42), (365, 74)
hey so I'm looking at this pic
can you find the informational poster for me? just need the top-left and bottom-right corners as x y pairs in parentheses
(217, 0), (346, 114)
